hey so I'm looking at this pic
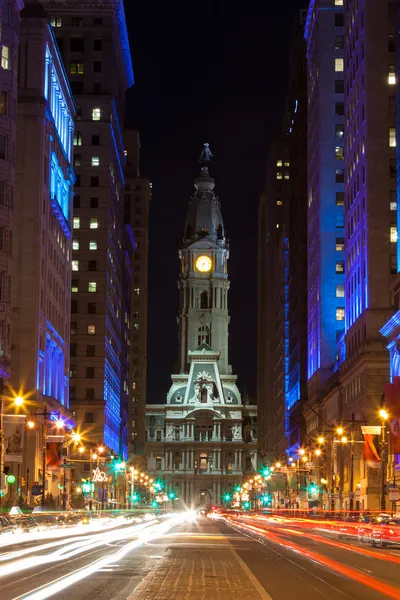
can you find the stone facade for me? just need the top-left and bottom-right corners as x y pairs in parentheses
(145, 155), (257, 508)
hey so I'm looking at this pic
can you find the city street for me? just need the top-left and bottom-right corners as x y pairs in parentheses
(2, 514), (400, 599)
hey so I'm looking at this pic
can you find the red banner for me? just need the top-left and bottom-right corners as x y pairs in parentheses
(363, 434), (380, 467)
(384, 378), (400, 454)
(46, 441), (63, 468)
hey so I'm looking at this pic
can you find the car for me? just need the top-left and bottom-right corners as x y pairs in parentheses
(371, 519), (400, 547)
(11, 517), (39, 533)
(335, 515), (363, 539)
(356, 516), (376, 543)
(0, 516), (14, 536)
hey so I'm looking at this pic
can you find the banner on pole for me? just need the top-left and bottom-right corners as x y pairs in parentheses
(3, 415), (25, 463)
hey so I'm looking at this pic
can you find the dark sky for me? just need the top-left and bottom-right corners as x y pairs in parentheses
(124, 0), (307, 402)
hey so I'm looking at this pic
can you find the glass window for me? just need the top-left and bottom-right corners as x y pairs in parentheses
(70, 38), (84, 52)
(336, 169), (344, 183)
(276, 160), (283, 167)
(92, 107), (101, 121)
(0, 135), (6, 159)
(89, 240), (97, 250)
(73, 217), (80, 229)
(90, 197), (98, 208)
(335, 0), (343, 4)
(334, 35), (344, 50)
(336, 214), (344, 228)
(93, 61), (102, 73)
(74, 154), (81, 167)
(0, 91), (8, 115)
(72, 280), (79, 293)
(87, 324), (96, 335)
(334, 13), (344, 27)
(336, 261), (344, 273)
(336, 237), (344, 252)
(50, 16), (63, 27)
(93, 39), (102, 51)
(336, 125), (344, 139)
(390, 191), (397, 211)
(72, 260), (79, 271)
(335, 79), (344, 94)
(86, 367), (95, 378)
(335, 58), (344, 72)
(88, 281), (97, 293)
(87, 345), (95, 357)
(1, 46), (10, 70)
(335, 102), (344, 116)
(90, 218), (98, 229)
(335, 146), (344, 160)
(389, 127), (396, 147)
(71, 321), (77, 335)
(336, 308), (345, 321)
(70, 61), (84, 75)
(73, 239), (79, 251)
(91, 156), (100, 167)
(336, 284), (345, 298)
(389, 65), (396, 85)
(74, 132), (82, 146)
(336, 193), (344, 206)
(390, 225), (398, 243)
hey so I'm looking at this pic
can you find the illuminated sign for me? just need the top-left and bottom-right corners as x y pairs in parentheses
(92, 467), (108, 482)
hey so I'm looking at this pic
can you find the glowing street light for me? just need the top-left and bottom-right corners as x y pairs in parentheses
(98, 446), (104, 454)
(27, 420), (35, 429)
(315, 449), (321, 456)
(336, 427), (344, 436)
(379, 409), (389, 421)
(14, 396), (24, 407)
(71, 432), (81, 443)
(341, 436), (348, 444)
(299, 448), (305, 456)
(318, 437), (325, 445)
(79, 446), (85, 454)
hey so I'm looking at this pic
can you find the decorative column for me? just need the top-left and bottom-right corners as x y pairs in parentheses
(238, 449), (243, 472)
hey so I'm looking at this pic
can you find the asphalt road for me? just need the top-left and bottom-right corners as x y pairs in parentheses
(1, 514), (400, 599)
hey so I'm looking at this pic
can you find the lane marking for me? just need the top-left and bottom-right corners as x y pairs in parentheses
(232, 548), (274, 600)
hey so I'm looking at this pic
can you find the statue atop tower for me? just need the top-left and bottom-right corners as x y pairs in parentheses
(199, 142), (213, 167)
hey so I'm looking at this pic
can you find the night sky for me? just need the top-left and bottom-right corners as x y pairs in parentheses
(124, 1), (307, 403)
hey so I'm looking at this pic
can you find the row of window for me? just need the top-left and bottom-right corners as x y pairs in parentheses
(68, 38), (102, 52)
(74, 175), (100, 188)
(70, 366), (96, 378)
(70, 60), (103, 75)
(73, 217), (98, 229)
(74, 196), (98, 209)
(51, 16), (103, 27)
(71, 323), (97, 335)
(74, 155), (100, 167)
(73, 240), (97, 251)
(72, 260), (97, 271)
(72, 281), (97, 293)
(74, 133), (100, 146)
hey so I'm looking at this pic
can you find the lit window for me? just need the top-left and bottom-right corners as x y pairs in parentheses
(336, 238), (344, 252)
(336, 125), (344, 138)
(336, 308), (345, 321)
(276, 172), (283, 180)
(91, 156), (100, 167)
(88, 282), (97, 293)
(284, 172), (290, 180)
(390, 225), (398, 243)
(276, 160), (283, 167)
(87, 324), (96, 335)
(72, 260), (79, 272)
(389, 127), (396, 147)
(389, 66), (396, 85)
(335, 0), (343, 4)
(277, 200), (283, 206)
(336, 284), (345, 298)
(90, 218), (98, 229)
(336, 261), (344, 273)
(335, 146), (344, 160)
(1, 46), (10, 71)
(92, 107), (101, 121)
(74, 132), (82, 146)
(335, 58), (344, 72)
(336, 192), (344, 206)
(284, 161), (290, 167)
(391, 202), (397, 211)
(73, 217), (80, 229)
(72, 281), (78, 293)
(134, 288), (140, 295)
(70, 61), (84, 75)
(50, 16), (63, 27)
(89, 240), (97, 250)
(72, 239), (79, 250)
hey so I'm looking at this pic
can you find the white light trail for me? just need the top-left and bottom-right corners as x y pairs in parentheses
(12, 517), (179, 600)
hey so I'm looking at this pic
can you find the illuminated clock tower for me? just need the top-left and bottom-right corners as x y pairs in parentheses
(178, 146), (231, 374)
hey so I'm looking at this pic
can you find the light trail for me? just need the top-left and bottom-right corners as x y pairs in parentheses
(0, 520), (157, 579)
(11, 516), (180, 600)
(227, 518), (400, 600)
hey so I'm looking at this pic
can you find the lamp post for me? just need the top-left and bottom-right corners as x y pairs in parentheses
(0, 389), (25, 500)
(380, 409), (389, 512)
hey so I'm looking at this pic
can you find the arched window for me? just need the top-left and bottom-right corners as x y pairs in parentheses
(200, 291), (209, 309)
(198, 325), (210, 346)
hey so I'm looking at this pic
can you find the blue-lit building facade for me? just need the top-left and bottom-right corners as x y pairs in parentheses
(305, 0), (345, 407)
(11, 4), (75, 501)
(43, 0), (134, 469)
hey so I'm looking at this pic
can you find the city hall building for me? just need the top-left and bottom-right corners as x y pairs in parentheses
(144, 148), (257, 508)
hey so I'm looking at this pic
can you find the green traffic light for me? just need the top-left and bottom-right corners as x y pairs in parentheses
(224, 493), (232, 502)
(168, 491), (175, 499)
(6, 474), (16, 484)
(243, 501), (251, 510)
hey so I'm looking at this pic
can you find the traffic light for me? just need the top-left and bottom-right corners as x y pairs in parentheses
(235, 485), (241, 493)
(6, 474), (16, 485)
(262, 495), (270, 505)
(262, 467), (270, 477)
(243, 501), (251, 510)
(131, 493), (140, 503)
(309, 482), (317, 495)
(168, 491), (175, 500)
(223, 493), (232, 502)
(114, 460), (126, 472)
(154, 480), (164, 491)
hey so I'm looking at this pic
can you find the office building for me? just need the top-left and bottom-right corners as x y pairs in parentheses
(124, 130), (151, 456)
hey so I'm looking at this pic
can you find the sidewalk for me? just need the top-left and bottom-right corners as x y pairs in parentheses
(128, 521), (271, 600)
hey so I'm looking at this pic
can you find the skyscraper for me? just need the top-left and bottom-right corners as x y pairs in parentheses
(305, 0), (345, 408)
(11, 3), (75, 502)
(145, 149), (257, 507)
(124, 130), (151, 455)
(39, 0), (134, 459)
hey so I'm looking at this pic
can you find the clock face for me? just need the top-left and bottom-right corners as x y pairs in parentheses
(196, 255), (212, 273)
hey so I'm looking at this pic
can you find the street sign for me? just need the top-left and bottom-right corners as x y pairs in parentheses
(60, 463), (73, 469)
(389, 487), (399, 501)
(361, 425), (381, 435)
(306, 462), (315, 468)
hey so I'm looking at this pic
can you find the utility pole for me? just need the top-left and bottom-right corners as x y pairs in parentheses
(0, 377), (4, 507)
(41, 405), (48, 508)
(381, 414), (387, 512)
(349, 413), (355, 512)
